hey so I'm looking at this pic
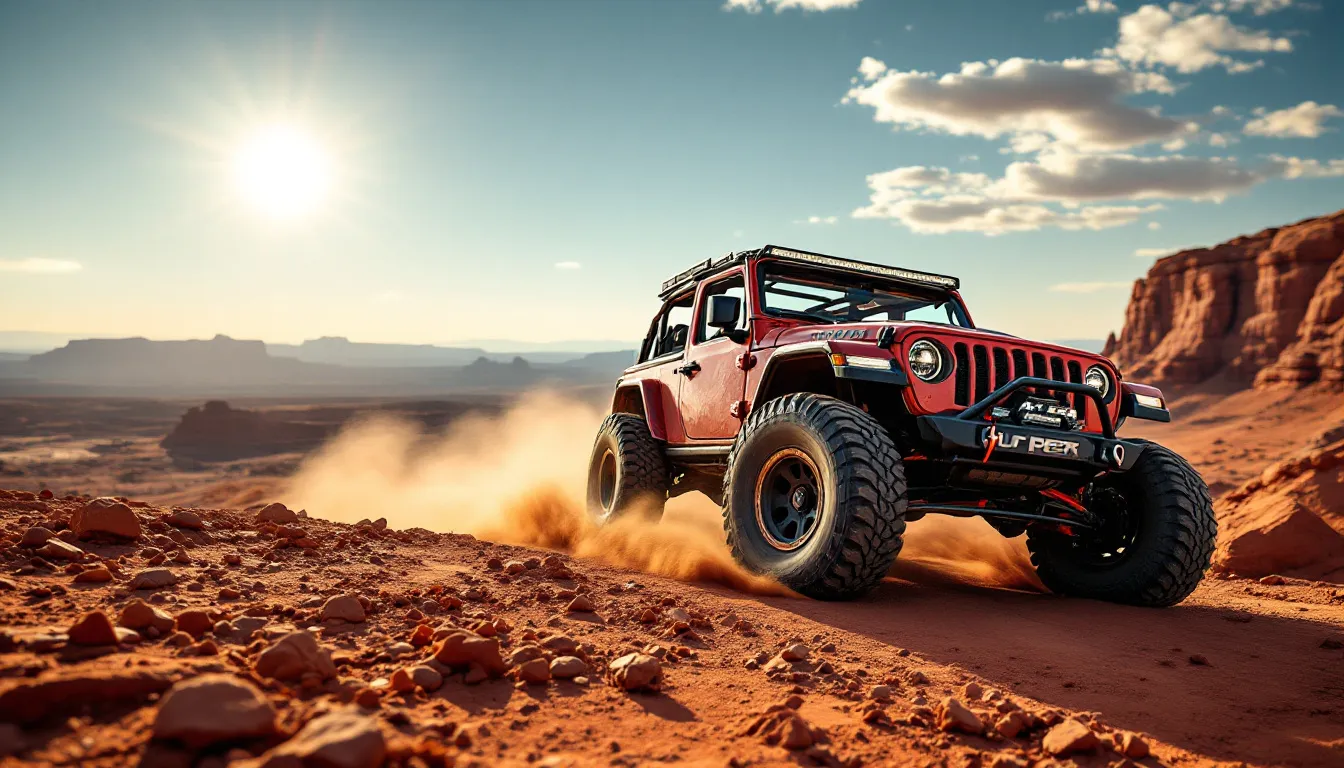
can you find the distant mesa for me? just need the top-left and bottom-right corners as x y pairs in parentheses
(1107, 208), (1344, 388)
(160, 401), (331, 462)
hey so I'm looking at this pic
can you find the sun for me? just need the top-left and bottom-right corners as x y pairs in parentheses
(231, 125), (332, 219)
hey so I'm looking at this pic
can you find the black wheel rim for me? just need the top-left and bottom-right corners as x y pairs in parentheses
(754, 448), (823, 551)
(1071, 484), (1140, 567)
(597, 449), (618, 513)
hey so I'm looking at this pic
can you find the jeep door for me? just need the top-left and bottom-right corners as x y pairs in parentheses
(629, 291), (695, 442)
(678, 271), (750, 440)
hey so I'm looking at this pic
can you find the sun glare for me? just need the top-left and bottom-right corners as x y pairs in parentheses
(231, 125), (331, 219)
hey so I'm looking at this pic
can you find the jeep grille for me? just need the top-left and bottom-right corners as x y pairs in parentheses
(952, 342), (1091, 422)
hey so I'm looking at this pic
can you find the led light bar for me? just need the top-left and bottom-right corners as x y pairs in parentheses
(764, 246), (960, 290)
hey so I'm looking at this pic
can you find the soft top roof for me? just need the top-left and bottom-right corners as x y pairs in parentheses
(658, 245), (960, 300)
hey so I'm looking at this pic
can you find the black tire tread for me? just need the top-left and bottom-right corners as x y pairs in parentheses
(590, 413), (667, 521)
(722, 393), (907, 600)
(1027, 442), (1215, 607)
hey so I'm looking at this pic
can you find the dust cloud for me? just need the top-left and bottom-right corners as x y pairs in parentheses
(893, 516), (1046, 592)
(282, 392), (789, 596)
(284, 391), (1042, 596)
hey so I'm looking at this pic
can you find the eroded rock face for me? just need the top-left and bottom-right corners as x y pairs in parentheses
(152, 674), (277, 748)
(1107, 209), (1344, 388)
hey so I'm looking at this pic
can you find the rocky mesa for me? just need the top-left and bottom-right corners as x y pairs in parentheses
(1105, 208), (1344, 388)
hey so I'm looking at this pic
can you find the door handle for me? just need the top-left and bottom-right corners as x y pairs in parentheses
(676, 361), (701, 377)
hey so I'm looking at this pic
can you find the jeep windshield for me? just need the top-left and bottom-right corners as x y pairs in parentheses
(759, 262), (969, 327)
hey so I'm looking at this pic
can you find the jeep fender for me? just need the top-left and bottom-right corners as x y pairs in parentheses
(750, 340), (908, 407)
(611, 379), (669, 441)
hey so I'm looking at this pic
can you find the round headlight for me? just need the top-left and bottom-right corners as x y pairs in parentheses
(908, 340), (944, 382)
(1084, 365), (1111, 398)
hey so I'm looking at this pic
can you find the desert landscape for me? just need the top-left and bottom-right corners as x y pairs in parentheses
(1, 210), (1343, 768)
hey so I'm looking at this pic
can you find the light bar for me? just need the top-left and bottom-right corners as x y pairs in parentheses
(764, 246), (960, 290)
(660, 258), (713, 295)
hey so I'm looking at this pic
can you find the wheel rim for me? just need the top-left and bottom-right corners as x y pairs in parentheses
(597, 449), (618, 513)
(754, 447), (823, 551)
(1071, 485), (1140, 567)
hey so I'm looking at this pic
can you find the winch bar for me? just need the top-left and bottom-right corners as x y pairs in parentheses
(956, 376), (1116, 439)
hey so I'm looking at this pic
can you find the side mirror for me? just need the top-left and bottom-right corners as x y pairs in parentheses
(706, 295), (741, 330)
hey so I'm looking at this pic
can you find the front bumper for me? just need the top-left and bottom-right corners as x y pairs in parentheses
(916, 414), (1146, 472)
(915, 375), (1145, 473)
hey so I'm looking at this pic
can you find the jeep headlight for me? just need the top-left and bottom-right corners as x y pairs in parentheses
(908, 340), (945, 382)
(1084, 365), (1111, 398)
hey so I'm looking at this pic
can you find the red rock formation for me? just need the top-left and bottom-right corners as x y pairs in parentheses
(1108, 209), (1344, 388)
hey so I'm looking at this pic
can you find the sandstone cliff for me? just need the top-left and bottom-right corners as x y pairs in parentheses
(1105, 209), (1344, 388)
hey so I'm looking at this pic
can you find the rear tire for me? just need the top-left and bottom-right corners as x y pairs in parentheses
(722, 393), (907, 600)
(1027, 442), (1215, 607)
(586, 414), (667, 524)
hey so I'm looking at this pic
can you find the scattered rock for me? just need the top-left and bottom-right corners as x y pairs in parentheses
(254, 631), (338, 682)
(517, 658), (551, 684)
(257, 502), (298, 524)
(174, 610), (213, 638)
(1117, 731), (1150, 759)
(119, 599), (175, 632)
(432, 631), (508, 677)
(68, 611), (119, 646)
(152, 674), (276, 747)
(19, 527), (55, 547)
(37, 539), (84, 560)
(567, 594), (597, 613)
(165, 510), (204, 530)
(129, 569), (177, 590)
(71, 498), (142, 539)
(321, 594), (367, 623)
(994, 711), (1029, 739)
(73, 566), (113, 583)
(263, 710), (386, 768)
(608, 653), (662, 691)
(744, 704), (825, 751)
(550, 656), (587, 679)
(937, 698), (982, 734)
(780, 643), (810, 662)
(1043, 718), (1100, 756)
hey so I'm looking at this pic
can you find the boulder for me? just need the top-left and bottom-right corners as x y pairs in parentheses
(261, 710), (386, 768)
(254, 631), (338, 682)
(257, 503), (298, 524)
(71, 498), (142, 539)
(938, 697), (983, 734)
(320, 594), (366, 623)
(1043, 718), (1100, 756)
(549, 656), (587, 679)
(608, 653), (662, 691)
(432, 631), (507, 677)
(119, 599), (176, 632)
(68, 611), (119, 646)
(152, 674), (276, 747)
(129, 569), (178, 590)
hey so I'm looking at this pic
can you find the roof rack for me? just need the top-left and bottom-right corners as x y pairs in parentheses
(657, 245), (960, 299)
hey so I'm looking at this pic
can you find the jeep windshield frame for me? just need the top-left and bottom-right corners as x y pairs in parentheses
(756, 260), (971, 328)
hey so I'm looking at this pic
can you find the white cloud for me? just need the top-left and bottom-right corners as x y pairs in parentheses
(0, 258), (83, 274)
(1109, 4), (1292, 73)
(724, 0), (861, 12)
(845, 57), (1189, 152)
(1245, 101), (1343, 138)
(856, 192), (1163, 235)
(1180, 0), (1297, 15)
(799, 215), (838, 224)
(1048, 0), (1119, 20)
(1148, 221), (1162, 230)
(1264, 155), (1344, 178)
(995, 151), (1263, 202)
(1049, 281), (1134, 293)
(554, 261), (582, 270)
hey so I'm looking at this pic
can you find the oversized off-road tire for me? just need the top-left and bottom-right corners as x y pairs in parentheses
(722, 393), (907, 600)
(586, 413), (668, 524)
(1027, 442), (1215, 607)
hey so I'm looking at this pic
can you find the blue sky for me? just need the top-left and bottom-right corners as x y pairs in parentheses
(1, 0), (1341, 347)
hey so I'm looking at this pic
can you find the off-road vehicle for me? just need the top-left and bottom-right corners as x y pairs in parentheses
(587, 245), (1215, 605)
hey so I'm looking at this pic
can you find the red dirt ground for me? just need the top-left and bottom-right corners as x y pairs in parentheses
(1, 489), (1341, 768)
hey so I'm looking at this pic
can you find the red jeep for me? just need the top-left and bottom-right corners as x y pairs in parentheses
(587, 246), (1215, 605)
